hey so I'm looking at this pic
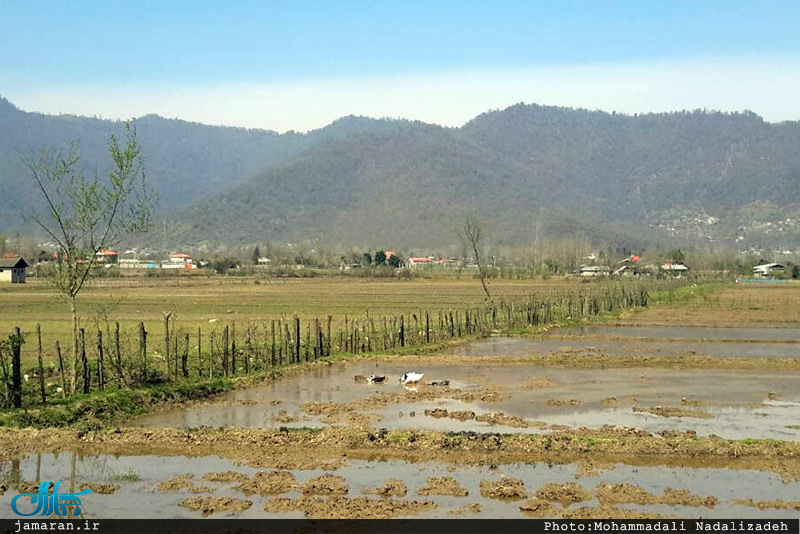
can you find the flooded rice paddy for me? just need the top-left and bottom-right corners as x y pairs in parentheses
(3, 452), (800, 518)
(6, 321), (800, 519)
(137, 324), (800, 442)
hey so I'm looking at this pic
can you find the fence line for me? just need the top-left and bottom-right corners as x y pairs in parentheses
(0, 281), (685, 409)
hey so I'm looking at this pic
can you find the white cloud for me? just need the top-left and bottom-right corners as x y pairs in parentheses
(6, 56), (800, 132)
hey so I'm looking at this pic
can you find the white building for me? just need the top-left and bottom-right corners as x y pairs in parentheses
(660, 263), (690, 277)
(753, 263), (785, 277)
(0, 257), (28, 283)
(579, 265), (611, 277)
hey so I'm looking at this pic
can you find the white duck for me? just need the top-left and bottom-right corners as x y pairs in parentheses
(400, 372), (424, 384)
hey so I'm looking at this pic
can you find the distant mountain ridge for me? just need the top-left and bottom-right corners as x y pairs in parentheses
(3, 96), (800, 250)
(0, 96), (402, 229)
(171, 104), (800, 250)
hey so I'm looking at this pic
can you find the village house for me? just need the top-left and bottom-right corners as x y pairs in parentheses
(0, 257), (28, 283)
(660, 263), (690, 277)
(407, 256), (446, 268)
(579, 265), (611, 277)
(753, 262), (785, 278)
(94, 248), (119, 266)
(162, 253), (196, 269)
(613, 255), (642, 276)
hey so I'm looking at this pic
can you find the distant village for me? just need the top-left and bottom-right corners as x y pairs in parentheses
(0, 243), (794, 284)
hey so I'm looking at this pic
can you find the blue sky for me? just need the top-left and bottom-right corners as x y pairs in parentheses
(2, 1), (800, 130)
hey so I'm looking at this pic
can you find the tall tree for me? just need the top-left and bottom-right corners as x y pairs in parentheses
(460, 214), (492, 302)
(374, 250), (387, 266)
(24, 122), (154, 393)
(252, 245), (261, 265)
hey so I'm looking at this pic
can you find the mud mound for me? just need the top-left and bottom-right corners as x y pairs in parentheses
(521, 376), (557, 389)
(362, 479), (407, 497)
(449, 503), (482, 515)
(453, 389), (504, 403)
(633, 406), (711, 419)
(423, 407), (527, 427)
(268, 457), (344, 471)
(202, 471), (249, 482)
(15, 482), (41, 494)
(595, 483), (655, 504)
(265, 496), (437, 519)
(157, 474), (213, 493)
(545, 398), (581, 406)
(562, 504), (677, 519)
(237, 470), (297, 495)
(179, 496), (252, 517)
(535, 483), (591, 507)
(661, 488), (718, 508)
(519, 498), (559, 518)
(418, 477), (468, 497)
(272, 410), (300, 423)
(301, 474), (349, 496)
(479, 477), (527, 500)
(157, 474), (193, 491)
(79, 482), (119, 494)
(575, 461), (614, 479)
(602, 397), (619, 407)
(303, 390), (445, 421)
(476, 412), (530, 428)
(423, 408), (477, 422)
(733, 498), (800, 510)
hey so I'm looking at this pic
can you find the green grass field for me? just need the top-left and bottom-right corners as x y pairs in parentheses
(1, 275), (609, 365)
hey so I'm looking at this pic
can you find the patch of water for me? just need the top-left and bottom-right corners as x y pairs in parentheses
(443, 337), (800, 359)
(136, 360), (800, 441)
(554, 325), (800, 341)
(2, 453), (799, 519)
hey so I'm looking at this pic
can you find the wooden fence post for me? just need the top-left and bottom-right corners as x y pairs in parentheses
(210, 331), (216, 378)
(182, 333), (189, 378)
(115, 322), (125, 386)
(81, 328), (89, 394)
(139, 322), (147, 383)
(222, 325), (229, 378)
(326, 315), (332, 357)
(197, 327), (202, 377)
(11, 327), (22, 408)
(36, 324), (46, 404)
(294, 316), (300, 363)
(231, 322), (236, 376)
(245, 325), (251, 373)
(55, 341), (66, 398)
(163, 313), (171, 380)
(96, 330), (105, 391)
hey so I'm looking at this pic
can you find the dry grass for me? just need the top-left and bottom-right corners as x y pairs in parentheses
(0, 276), (609, 365)
(627, 283), (800, 326)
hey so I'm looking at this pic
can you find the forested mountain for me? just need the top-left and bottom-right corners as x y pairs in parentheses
(172, 104), (800, 250)
(0, 96), (400, 230)
(3, 95), (800, 250)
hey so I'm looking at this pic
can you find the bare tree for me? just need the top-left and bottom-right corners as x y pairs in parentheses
(460, 214), (492, 302)
(24, 122), (154, 393)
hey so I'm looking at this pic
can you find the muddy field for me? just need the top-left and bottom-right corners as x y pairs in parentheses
(3, 283), (800, 519)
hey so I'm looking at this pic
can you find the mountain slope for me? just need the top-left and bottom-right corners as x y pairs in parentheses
(4, 96), (800, 250)
(0, 96), (402, 231)
(171, 104), (800, 249)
